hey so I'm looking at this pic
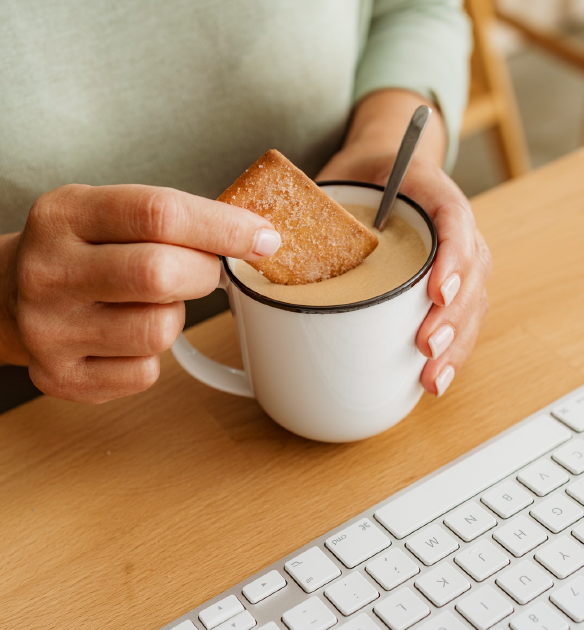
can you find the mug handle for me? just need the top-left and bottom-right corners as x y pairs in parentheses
(170, 265), (255, 398)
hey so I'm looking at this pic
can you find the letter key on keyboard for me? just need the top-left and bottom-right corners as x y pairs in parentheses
(566, 478), (584, 504)
(530, 493), (583, 533)
(552, 439), (584, 474)
(495, 559), (553, 605)
(284, 547), (341, 593)
(517, 460), (569, 496)
(374, 417), (570, 539)
(373, 587), (430, 630)
(454, 539), (510, 582)
(492, 515), (547, 556)
(199, 596), (245, 630)
(242, 570), (286, 604)
(324, 572), (379, 615)
(553, 392), (584, 431)
(282, 597), (336, 630)
(534, 535), (584, 578)
(338, 613), (383, 630)
(550, 575), (584, 622)
(405, 525), (459, 565)
(326, 518), (391, 568)
(509, 602), (568, 630)
(366, 548), (420, 590)
(444, 502), (497, 542)
(414, 562), (470, 607)
(481, 481), (533, 519)
(455, 585), (514, 630)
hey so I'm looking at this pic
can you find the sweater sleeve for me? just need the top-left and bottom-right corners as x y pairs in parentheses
(354, 0), (472, 173)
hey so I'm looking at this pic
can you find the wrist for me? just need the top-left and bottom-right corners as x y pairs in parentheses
(344, 89), (446, 168)
(0, 232), (28, 366)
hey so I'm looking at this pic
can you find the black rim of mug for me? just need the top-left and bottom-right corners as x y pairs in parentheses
(220, 181), (438, 315)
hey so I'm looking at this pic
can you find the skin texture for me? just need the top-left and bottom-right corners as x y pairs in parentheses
(317, 89), (492, 396)
(0, 185), (278, 402)
(0, 88), (491, 402)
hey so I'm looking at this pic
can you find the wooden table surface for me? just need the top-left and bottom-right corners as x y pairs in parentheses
(2, 150), (584, 630)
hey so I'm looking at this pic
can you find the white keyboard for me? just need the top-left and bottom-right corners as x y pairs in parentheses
(162, 385), (584, 630)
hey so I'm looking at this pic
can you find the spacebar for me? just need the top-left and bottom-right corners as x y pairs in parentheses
(374, 415), (571, 539)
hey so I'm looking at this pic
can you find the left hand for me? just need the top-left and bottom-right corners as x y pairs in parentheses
(317, 148), (492, 398)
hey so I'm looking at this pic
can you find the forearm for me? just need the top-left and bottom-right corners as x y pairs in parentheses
(345, 89), (446, 166)
(0, 232), (27, 366)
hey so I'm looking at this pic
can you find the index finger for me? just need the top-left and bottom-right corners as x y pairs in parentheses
(64, 184), (280, 260)
(401, 163), (476, 305)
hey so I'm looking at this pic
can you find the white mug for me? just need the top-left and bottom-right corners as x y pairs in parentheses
(172, 182), (437, 443)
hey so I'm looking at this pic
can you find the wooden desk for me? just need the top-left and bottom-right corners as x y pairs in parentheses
(2, 150), (584, 630)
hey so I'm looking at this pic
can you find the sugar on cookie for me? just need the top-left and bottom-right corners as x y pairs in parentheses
(218, 149), (378, 285)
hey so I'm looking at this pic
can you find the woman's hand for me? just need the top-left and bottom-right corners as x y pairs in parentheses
(317, 90), (492, 397)
(0, 184), (280, 402)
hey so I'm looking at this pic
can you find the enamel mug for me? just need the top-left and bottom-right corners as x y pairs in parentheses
(172, 182), (437, 443)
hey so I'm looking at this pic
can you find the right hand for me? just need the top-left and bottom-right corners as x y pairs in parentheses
(4, 184), (280, 403)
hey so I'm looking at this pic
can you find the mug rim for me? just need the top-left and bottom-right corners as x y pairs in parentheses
(221, 181), (438, 315)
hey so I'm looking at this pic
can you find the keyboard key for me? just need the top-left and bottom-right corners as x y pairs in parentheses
(517, 460), (569, 496)
(418, 611), (467, 630)
(553, 392), (584, 432)
(492, 515), (547, 557)
(444, 501), (497, 542)
(365, 548), (419, 591)
(566, 478), (584, 504)
(324, 572), (379, 616)
(173, 622), (196, 630)
(405, 525), (459, 566)
(534, 534), (584, 578)
(414, 562), (470, 607)
(495, 560), (553, 605)
(530, 493), (583, 533)
(373, 587), (430, 630)
(243, 570), (287, 604)
(455, 585), (514, 630)
(285, 547), (341, 593)
(283, 597), (337, 630)
(216, 611), (256, 630)
(374, 416), (570, 539)
(553, 439), (584, 474)
(326, 518), (391, 569)
(257, 625), (279, 630)
(454, 539), (510, 582)
(550, 575), (584, 622)
(199, 596), (245, 630)
(339, 613), (382, 630)
(509, 602), (568, 630)
(572, 521), (584, 543)
(481, 481), (533, 519)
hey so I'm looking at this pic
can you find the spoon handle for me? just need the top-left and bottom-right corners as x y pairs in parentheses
(373, 105), (432, 232)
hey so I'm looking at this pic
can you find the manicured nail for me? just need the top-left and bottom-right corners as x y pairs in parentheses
(428, 324), (455, 360)
(435, 365), (455, 397)
(440, 273), (461, 307)
(253, 228), (281, 257)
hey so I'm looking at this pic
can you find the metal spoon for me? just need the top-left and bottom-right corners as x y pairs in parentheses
(373, 105), (432, 232)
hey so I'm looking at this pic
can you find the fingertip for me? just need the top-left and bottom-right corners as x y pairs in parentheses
(435, 364), (455, 397)
(251, 228), (281, 257)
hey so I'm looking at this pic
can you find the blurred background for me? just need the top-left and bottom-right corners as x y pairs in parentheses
(3, 0), (584, 413)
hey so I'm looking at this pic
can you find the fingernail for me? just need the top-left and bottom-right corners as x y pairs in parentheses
(252, 228), (281, 257)
(428, 324), (455, 360)
(440, 273), (461, 307)
(435, 365), (455, 397)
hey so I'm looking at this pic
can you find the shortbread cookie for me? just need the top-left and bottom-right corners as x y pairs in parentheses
(218, 149), (378, 285)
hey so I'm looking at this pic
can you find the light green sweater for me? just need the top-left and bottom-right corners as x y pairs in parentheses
(0, 0), (470, 235)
